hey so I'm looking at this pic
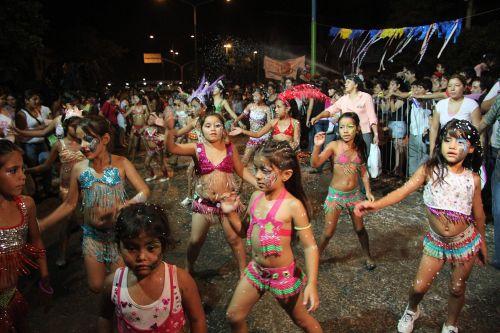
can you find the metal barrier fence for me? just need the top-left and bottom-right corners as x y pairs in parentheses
(372, 97), (437, 179)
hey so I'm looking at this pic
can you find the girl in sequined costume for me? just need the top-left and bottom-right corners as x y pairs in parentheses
(226, 140), (322, 333)
(0, 140), (52, 332)
(98, 203), (207, 333)
(355, 120), (486, 333)
(125, 95), (150, 162)
(232, 89), (272, 166)
(230, 98), (301, 151)
(39, 115), (150, 293)
(311, 112), (376, 270)
(171, 97), (206, 207)
(25, 115), (86, 267)
(166, 112), (257, 276)
(212, 81), (240, 130)
(142, 112), (170, 183)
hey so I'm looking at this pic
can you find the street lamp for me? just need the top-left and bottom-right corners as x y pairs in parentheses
(223, 43), (232, 55)
(175, 0), (232, 79)
(149, 35), (155, 39)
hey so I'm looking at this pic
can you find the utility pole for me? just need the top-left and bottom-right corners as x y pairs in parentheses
(311, 0), (317, 76)
(465, 0), (474, 30)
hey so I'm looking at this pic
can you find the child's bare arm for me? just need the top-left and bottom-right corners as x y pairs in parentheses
(232, 145), (257, 188)
(291, 199), (319, 312)
(25, 197), (49, 283)
(178, 268), (207, 333)
(472, 174), (487, 265)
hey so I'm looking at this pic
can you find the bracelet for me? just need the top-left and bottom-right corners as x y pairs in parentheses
(294, 223), (312, 231)
(38, 280), (54, 295)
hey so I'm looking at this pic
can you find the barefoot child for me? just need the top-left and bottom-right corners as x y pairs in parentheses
(226, 140), (322, 333)
(311, 112), (376, 270)
(355, 120), (487, 333)
(98, 203), (207, 333)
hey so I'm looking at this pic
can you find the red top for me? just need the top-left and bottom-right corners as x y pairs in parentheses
(101, 101), (119, 126)
(272, 119), (294, 137)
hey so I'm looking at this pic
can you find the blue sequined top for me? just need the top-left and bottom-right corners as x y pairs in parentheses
(79, 165), (126, 227)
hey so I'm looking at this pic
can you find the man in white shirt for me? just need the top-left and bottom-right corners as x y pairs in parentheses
(408, 80), (433, 175)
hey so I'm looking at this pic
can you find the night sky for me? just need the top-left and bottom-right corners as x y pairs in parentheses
(38, 0), (498, 81)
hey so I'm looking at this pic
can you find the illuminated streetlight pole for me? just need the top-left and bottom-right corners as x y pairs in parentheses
(176, 0), (231, 80)
(223, 43), (232, 55)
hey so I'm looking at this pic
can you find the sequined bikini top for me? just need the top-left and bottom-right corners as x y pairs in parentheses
(0, 196), (45, 287)
(0, 197), (28, 255)
(59, 140), (85, 165)
(195, 143), (234, 175)
(334, 147), (363, 166)
(272, 119), (294, 137)
(79, 164), (123, 189)
(246, 189), (292, 257)
(423, 168), (474, 223)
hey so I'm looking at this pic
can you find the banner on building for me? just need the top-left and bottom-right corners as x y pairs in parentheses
(263, 56), (305, 80)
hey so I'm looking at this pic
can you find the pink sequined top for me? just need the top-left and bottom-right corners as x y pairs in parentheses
(112, 263), (186, 333)
(246, 189), (292, 257)
(195, 143), (234, 175)
(423, 168), (475, 223)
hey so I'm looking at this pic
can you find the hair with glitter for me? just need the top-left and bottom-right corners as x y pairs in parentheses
(0, 140), (23, 168)
(115, 203), (173, 252)
(425, 119), (483, 185)
(255, 140), (311, 219)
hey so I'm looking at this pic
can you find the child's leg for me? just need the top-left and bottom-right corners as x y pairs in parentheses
(445, 258), (476, 327)
(277, 292), (323, 333)
(144, 152), (156, 179)
(226, 276), (262, 333)
(83, 255), (108, 293)
(127, 134), (136, 159)
(158, 151), (169, 179)
(406, 254), (444, 312)
(318, 209), (342, 256)
(221, 214), (247, 275)
(186, 213), (211, 275)
(349, 211), (375, 267)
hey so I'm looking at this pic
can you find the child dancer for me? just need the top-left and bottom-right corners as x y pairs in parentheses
(0, 140), (52, 332)
(25, 114), (86, 267)
(230, 98), (300, 150)
(39, 115), (150, 293)
(143, 112), (170, 183)
(212, 81), (239, 128)
(230, 84), (327, 151)
(165, 112), (257, 276)
(226, 140), (322, 333)
(173, 97), (206, 207)
(311, 112), (376, 270)
(125, 95), (149, 162)
(355, 120), (487, 333)
(98, 203), (207, 333)
(232, 88), (271, 166)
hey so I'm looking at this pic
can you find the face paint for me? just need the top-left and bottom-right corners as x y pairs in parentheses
(82, 134), (100, 153)
(456, 138), (469, 153)
(261, 168), (278, 188)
